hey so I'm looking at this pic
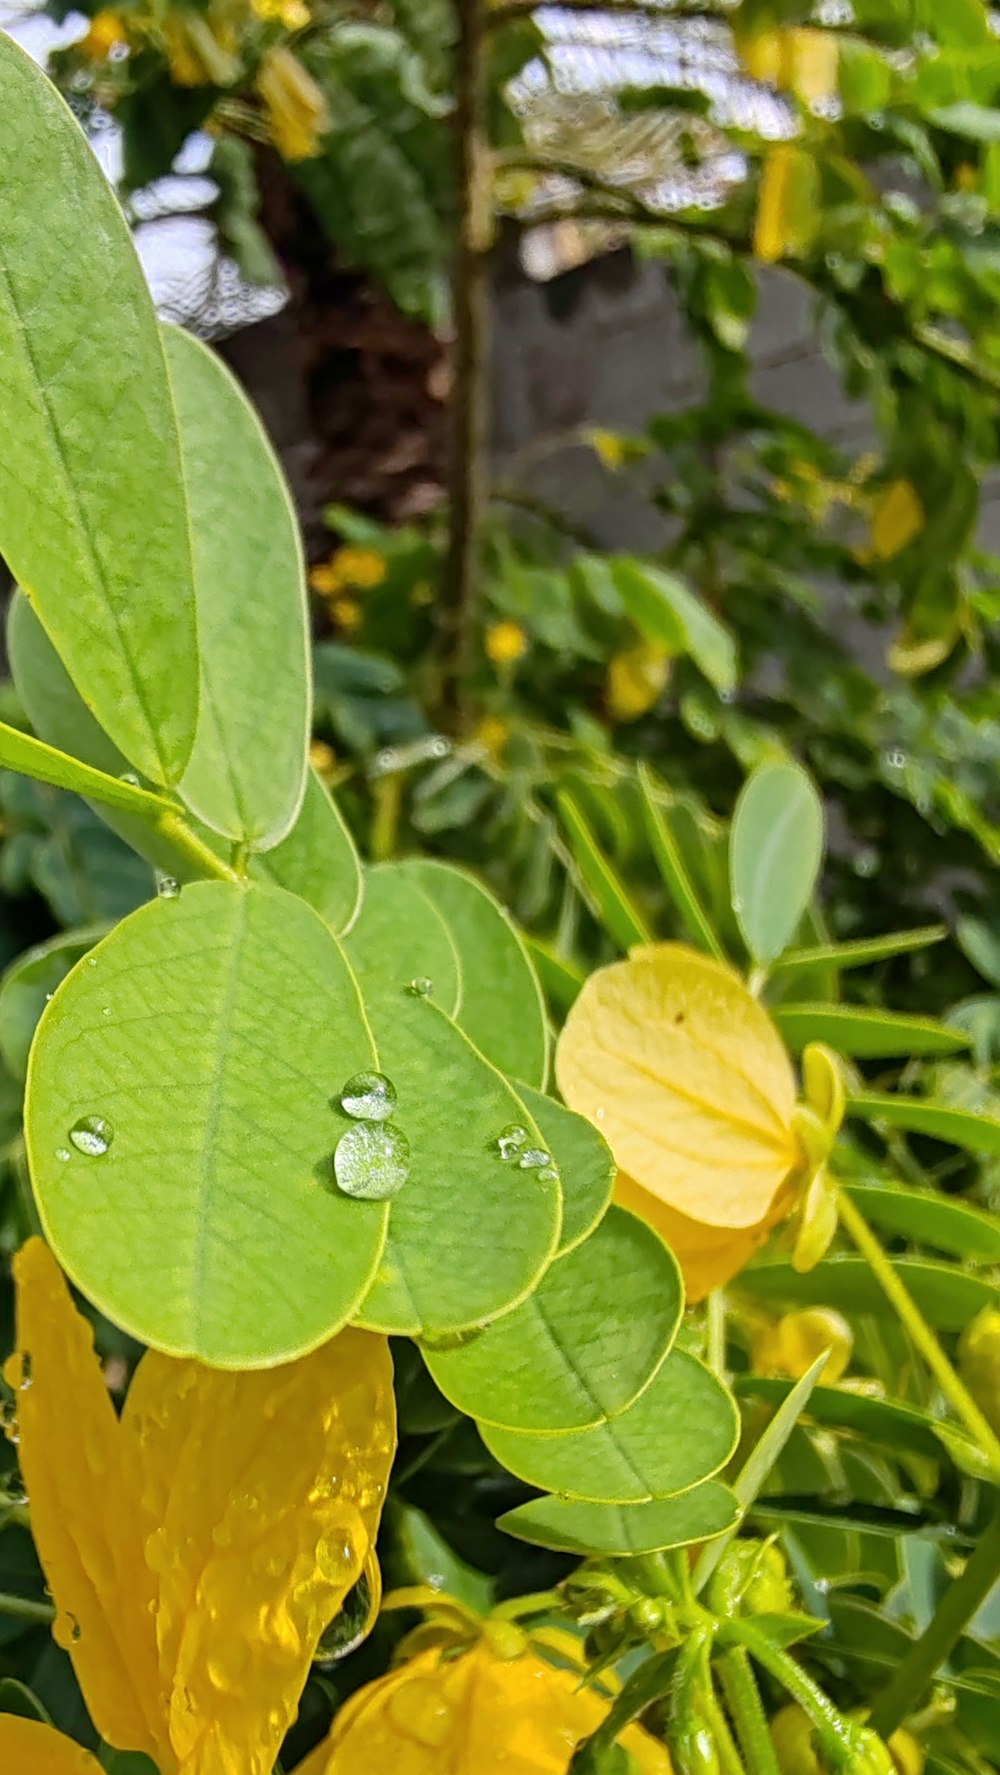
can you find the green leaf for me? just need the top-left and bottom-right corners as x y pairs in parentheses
(344, 863), (460, 1010)
(0, 925), (108, 1081)
(514, 1083), (614, 1255)
(638, 763), (726, 961)
(25, 880), (388, 1364)
(931, 102), (1000, 142)
(389, 1500), (494, 1616)
(730, 761), (825, 965)
(525, 939), (584, 1018)
(499, 1481), (740, 1557)
(771, 1004), (969, 1058)
(611, 559), (738, 693)
(481, 1349), (738, 1503)
(846, 1093), (1000, 1155)
(843, 1182), (1000, 1264)
(557, 792), (653, 952)
(398, 859), (549, 1087)
(252, 770), (362, 937)
(421, 1206), (682, 1432)
(740, 1255), (998, 1331)
(0, 1679), (51, 1724)
(771, 927), (947, 975)
(0, 35), (198, 786)
(735, 1377), (958, 1463)
(163, 326), (309, 850)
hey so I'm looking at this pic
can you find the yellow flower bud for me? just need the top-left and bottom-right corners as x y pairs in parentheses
(753, 1307), (853, 1384)
(771, 1706), (822, 1775)
(257, 45), (330, 161)
(888, 1728), (925, 1775)
(958, 1307), (1000, 1437)
(486, 621), (528, 666)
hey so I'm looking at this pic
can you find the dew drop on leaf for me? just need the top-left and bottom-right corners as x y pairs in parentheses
(69, 1114), (114, 1157)
(517, 1147), (551, 1170)
(406, 976), (434, 998)
(537, 1166), (559, 1183)
(339, 1071), (397, 1122)
(334, 1122), (411, 1200)
(118, 771), (140, 786)
(155, 871), (181, 900)
(55, 1148), (72, 1163)
(496, 1123), (528, 1161)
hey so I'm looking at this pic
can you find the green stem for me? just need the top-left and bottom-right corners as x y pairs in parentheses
(154, 810), (241, 884)
(0, 1590), (56, 1624)
(836, 1188), (1000, 1473)
(707, 1291), (727, 1379)
(0, 721), (175, 821)
(706, 1680), (749, 1775)
(717, 1649), (781, 1775)
(723, 1621), (854, 1768)
(869, 1504), (1000, 1739)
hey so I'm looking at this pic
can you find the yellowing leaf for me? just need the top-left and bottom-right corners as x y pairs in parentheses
(607, 642), (670, 721)
(8, 1238), (168, 1767)
(871, 480), (925, 560)
(0, 1716), (105, 1775)
(753, 146), (820, 265)
(305, 1641), (673, 1774)
(556, 945), (799, 1232)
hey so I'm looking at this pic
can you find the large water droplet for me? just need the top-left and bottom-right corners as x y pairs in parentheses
(339, 1071), (397, 1122)
(314, 1567), (377, 1664)
(518, 1147), (551, 1170)
(69, 1115), (113, 1158)
(497, 1123), (528, 1161)
(155, 872), (180, 900)
(334, 1122), (411, 1200)
(406, 976), (433, 998)
(0, 1399), (20, 1446)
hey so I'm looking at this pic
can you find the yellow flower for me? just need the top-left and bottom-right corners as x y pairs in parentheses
(257, 46), (330, 161)
(162, 12), (241, 86)
(333, 546), (388, 590)
(474, 714), (509, 758)
(556, 944), (805, 1301)
(299, 1633), (673, 1773)
(585, 427), (629, 472)
(331, 595), (362, 633)
(309, 562), (342, 596)
(309, 738), (337, 777)
(79, 10), (127, 59)
(870, 479), (925, 561)
(486, 621), (528, 666)
(753, 145), (820, 265)
(607, 642), (670, 721)
(0, 1238), (395, 1775)
(253, 0), (311, 27)
(752, 1308), (854, 1384)
(959, 1306), (1000, 1437)
(740, 28), (838, 107)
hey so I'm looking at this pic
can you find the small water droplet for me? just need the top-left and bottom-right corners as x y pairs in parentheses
(429, 736), (450, 759)
(496, 1123), (528, 1161)
(537, 1166), (559, 1183)
(407, 976), (433, 998)
(886, 748), (906, 770)
(0, 1400), (20, 1446)
(102, 1006), (112, 1017)
(69, 1115), (113, 1158)
(334, 1122), (411, 1200)
(339, 1071), (397, 1122)
(44, 991), (53, 1003)
(86, 957), (98, 969)
(55, 1148), (72, 1163)
(118, 771), (140, 787)
(518, 1148), (551, 1170)
(155, 872), (180, 900)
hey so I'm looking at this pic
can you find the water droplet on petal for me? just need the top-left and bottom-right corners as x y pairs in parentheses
(406, 976), (433, 998)
(497, 1123), (528, 1161)
(69, 1115), (113, 1158)
(517, 1148), (551, 1170)
(314, 1567), (377, 1664)
(339, 1071), (397, 1122)
(334, 1122), (411, 1200)
(155, 872), (180, 900)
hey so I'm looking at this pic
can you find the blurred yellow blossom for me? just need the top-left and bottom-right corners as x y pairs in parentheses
(752, 1307), (854, 1384)
(162, 11), (240, 85)
(486, 621), (528, 666)
(741, 28), (838, 107)
(310, 547), (388, 597)
(475, 714), (509, 758)
(870, 479), (925, 560)
(257, 45), (330, 161)
(607, 641), (670, 721)
(309, 739), (337, 777)
(0, 1238), (395, 1775)
(331, 596), (362, 633)
(79, 10), (127, 58)
(253, 0), (311, 27)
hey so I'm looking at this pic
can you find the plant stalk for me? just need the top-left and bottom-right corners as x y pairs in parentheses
(0, 1589), (56, 1624)
(717, 1648), (782, 1775)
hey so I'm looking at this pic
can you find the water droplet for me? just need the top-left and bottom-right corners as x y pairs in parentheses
(407, 976), (433, 998)
(339, 1071), (397, 1122)
(496, 1123), (528, 1161)
(334, 1122), (411, 1200)
(55, 1148), (71, 1163)
(44, 991), (53, 1004)
(595, 1108), (605, 1121)
(0, 1399), (20, 1445)
(69, 1115), (113, 1158)
(886, 747), (906, 769)
(314, 1567), (377, 1664)
(537, 1166), (559, 1183)
(155, 872), (180, 900)
(118, 771), (140, 787)
(518, 1148), (551, 1170)
(429, 736), (450, 760)
(86, 957), (98, 969)
(102, 1006), (112, 1017)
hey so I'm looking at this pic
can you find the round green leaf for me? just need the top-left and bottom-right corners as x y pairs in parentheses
(25, 880), (388, 1365)
(421, 1207), (682, 1431)
(772, 1003), (969, 1058)
(0, 925), (107, 1081)
(0, 37), (198, 786)
(499, 1481), (740, 1557)
(252, 769), (362, 937)
(164, 326), (310, 849)
(730, 761), (825, 965)
(345, 864), (460, 1011)
(399, 859), (549, 1088)
(481, 1350), (738, 1503)
(515, 1083), (614, 1255)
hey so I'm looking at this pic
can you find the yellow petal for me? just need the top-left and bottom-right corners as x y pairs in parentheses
(0, 1716), (105, 1775)
(753, 145), (820, 264)
(871, 479), (924, 560)
(607, 643), (670, 721)
(120, 1329), (396, 1775)
(614, 1173), (785, 1302)
(257, 46), (330, 161)
(556, 944), (799, 1231)
(8, 1239), (167, 1767)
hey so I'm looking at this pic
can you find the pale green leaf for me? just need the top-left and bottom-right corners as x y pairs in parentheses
(611, 559), (738, 692)
(499, 1482), (740, 1557)
(843, 1181), (1000, 1264)
(557, 792), (653, 953)
(846, 1093), (1000, 1155)
(515, 1083), (614, 1255)
(252, 770), (362, 938)
(772, 1003), (969, 1058)
(0, 926), (108, 1081)
(741, 1254), (998, 1330)
(730, 760), (825, 965)
(344, 864), (460, 1010)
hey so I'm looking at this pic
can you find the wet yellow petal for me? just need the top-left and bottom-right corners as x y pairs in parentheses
(557, 944), (799, 1231)
(8, 1240), (167, 1766)
(306, 1641), (673, 1774)
(0, 1716), (105, 1775)
(120, 1329), (396, 1775)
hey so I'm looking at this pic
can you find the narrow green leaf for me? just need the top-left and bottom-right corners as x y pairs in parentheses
(638, 763), (725, 960)
(611, 559), (738, 692)
(515, 1083), (614, 1254)
(164, 326), (310, 849)
(499, 1481), (740, 1557)
(771, 927), (947, 975)
(421, 1207), (682, 1432)
(525, 939), (584, 1018)
(0, 721), (175, 825)
(26, 881), (388, 1364)
(734, 1377), (957, 1463)
(0, 925), (108, 1081)
(772, 1004), (970, 1058)
(740, 1255), (999, 1330)
(846, 1093), (1000, 1156)
(399, 859), (549, 1087)
(0, 1679), (51, 1724)
(481, 1349), (738, 1503)
(843, 1182), (1000, 1264)
(252, 770), (362, 938)
(730, 761), (825, 965)
(557, 792), (653, 952)
(693, 1353), (828, 1596)
(0, 34), (198, 785)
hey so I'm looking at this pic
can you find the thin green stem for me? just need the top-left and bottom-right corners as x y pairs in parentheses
(153, 810), (242, 884)
(0, 1589), (56, 1624)
(869, 1505), (1000, 1739)
(717, 1648), (782, 1775)
(705, 1679), (749, 1775)
(723, 1620), (855, 1767)
(707, 1291), (727, 1378)
(836, 1188), (1000, 1474)
(0, 720), (175, 821)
